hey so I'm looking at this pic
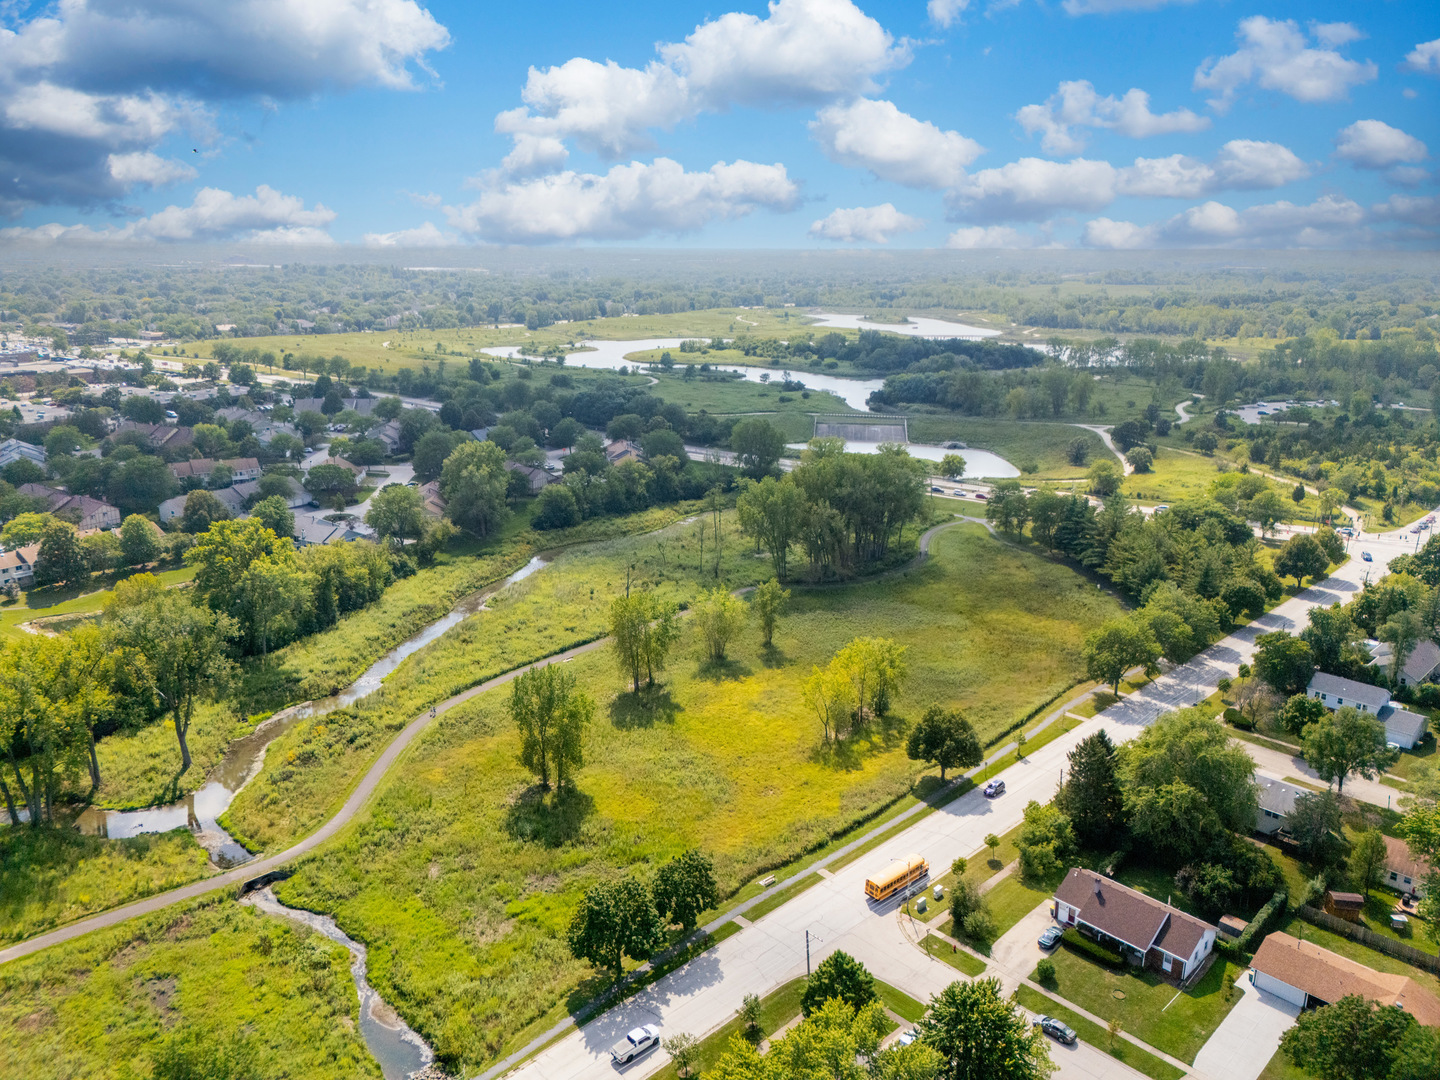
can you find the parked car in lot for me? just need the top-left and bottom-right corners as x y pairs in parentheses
(610, 1025), (661, 1065)
(1035, 1016), (1077, 1045)
(1038, 926), (1064, 949)
(983, 779), (1005, 798)
(1363, 551), (1373, 562)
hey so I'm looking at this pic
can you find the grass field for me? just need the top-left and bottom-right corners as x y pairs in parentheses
(1014, 985), (1186, 1080)
(901, 417), (1109, 478)
(1039, 948), (1244, 1064)
(187, 310), (823, 376)
(0, 893), (377, 1080)
(202, 523), (1123, 1071)
(0, 564), (194, 642)
(0, 828), (211, 945)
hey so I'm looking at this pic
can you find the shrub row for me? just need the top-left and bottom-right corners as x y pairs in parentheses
(1061, 928), (1126, 969)
(1229, 889), (1289, 958)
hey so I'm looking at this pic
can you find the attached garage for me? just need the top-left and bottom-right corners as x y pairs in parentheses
(1250, 931), (1440, 1026)
(1253, 968), (1308, 1007)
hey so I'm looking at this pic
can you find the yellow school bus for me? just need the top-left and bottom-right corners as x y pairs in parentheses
(865, 853), (929, 901)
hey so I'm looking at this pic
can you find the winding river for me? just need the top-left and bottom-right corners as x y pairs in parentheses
(242, 886), (436, 1080)
(71, 555), (550, 865)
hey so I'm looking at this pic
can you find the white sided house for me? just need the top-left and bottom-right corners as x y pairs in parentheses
(1053, 868), (1218, 983)
(1383, 834), (1433, 898)
(1255, 776), (1307, 836)
(1306, 672), (1431, 751)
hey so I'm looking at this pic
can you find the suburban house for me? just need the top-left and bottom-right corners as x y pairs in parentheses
(17, 484), (122, 531)
(1366, 638), (1440, 688)
(113, 421), (194, 450)
(1383, 834), (1432, 898)
(291, 396), (379, 417)
(232, 475), (311, 509)
(292, 511), (373, 547)
(308, 456), (366, 480)
(0, 438), (46, 468)
(604, 439), (641, 465)
(168, 457), (262, 484)
(0, 542), (41, 588)
(1053, 868), (1218, 982)
(419, 480), (446, 519)
(505, 461), (558, 494)
(1251, 931), (1440, 1025)
(158, 486), (248, 524)
(1255, 776), (1306, 836)
(369, 419), (403, 454)
(1306, 672), (1431, 750)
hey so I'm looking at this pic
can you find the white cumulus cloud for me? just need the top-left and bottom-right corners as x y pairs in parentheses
(0, 185), (336, 244)
(362, 222), (458, 247)
(1194, 16), (1377, 111)
(1335, 120), (1428, 169)
(497, 0), (906, 160)
(1017, 80), (1209, 154)
(810, 99), (983, 188)
(949, 140), (1306, 221)
(809, 204), (923, 243)
(1372, 195), (1440, 228)
(949, 158), (1118, 221)
(444, 158), (799, 243)
(0, 0), (451, 216)
(1406, 38), (1440, 76)
(927, 0), (970, 28)
(107, 152), (197, 188)
(1085, 194), (1368, 248)
(945, 225), (1036, 248)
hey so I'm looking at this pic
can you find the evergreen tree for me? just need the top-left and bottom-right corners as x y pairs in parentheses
(1056, 730), (1125, 848)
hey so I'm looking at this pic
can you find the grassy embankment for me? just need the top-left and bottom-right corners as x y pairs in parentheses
(903, 417), (1109, 480)
(0, 504), (705, 946)
(0, 894), (379, 1080)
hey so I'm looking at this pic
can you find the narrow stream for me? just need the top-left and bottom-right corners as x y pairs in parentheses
(69, 555), (550, 865)
(242, 886), (437, 1080)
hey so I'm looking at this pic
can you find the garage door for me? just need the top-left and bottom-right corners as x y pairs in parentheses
(1253, 970), (1308, 1007)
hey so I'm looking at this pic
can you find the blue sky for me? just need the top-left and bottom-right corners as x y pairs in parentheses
(1, 0), (1437, 249)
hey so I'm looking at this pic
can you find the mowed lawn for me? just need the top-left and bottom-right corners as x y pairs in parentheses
(903, 417), (1109, 479)
(1039, 947), (1245, 1064)
(260, 524), (1122, 1071)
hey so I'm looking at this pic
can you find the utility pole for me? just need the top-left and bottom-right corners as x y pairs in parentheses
(806, 929), (811, 976)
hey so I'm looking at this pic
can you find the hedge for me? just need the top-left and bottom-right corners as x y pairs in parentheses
(1061, 928), (1126, 968)
(1232, 890), (1289, 957)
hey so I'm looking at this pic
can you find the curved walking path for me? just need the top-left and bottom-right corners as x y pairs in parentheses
(0, 635), (614, 967)
(1073, 423), (1132, 474)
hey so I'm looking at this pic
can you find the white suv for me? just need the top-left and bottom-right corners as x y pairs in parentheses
(610, 1025), (661, 1065)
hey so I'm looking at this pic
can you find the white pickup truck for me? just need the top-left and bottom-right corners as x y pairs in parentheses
(610, 1025), (661, 1065)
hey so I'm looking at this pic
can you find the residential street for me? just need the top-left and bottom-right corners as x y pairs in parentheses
(495, 513), (1426, 1080)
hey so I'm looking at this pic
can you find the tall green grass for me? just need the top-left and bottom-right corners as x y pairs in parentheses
(0, 894), (377, 1080)
(248, 524), (1120, 1072)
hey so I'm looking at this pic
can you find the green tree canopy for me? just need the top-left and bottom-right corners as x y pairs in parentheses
(509, 663), (594, 791)
(1301, 706), (1396, 795)
(652, 849), (720, 933)
(905, 704), (982, 782)
(918, 977), (1055, 1080)
(565, 876), (663, 982)
(800, 950), (877, 1017)
(1055, 730), (1125, 848)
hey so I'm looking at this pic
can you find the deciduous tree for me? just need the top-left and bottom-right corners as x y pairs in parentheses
(751, 579), (789, 647)
(365, 484), (426, 548)
(1302, 706), (1396, 795)
(1274, 533), (1330, 585)
(905, 705), (982, 782)
(1281, 995), (1417, 1080)
(1016, 801), (1076, 883)
(440, 439), (510, 537)
(736, 476), (805, 581)
(1083, 617), (1160, 694)
(118, 514), (162, 567)
(509, 663), (594, 790)
(566, 876), (663, 982)
(800, 950), (877, 1017)
(1253, 630), (1315, 695)
(1349, 828), (1388, 897)
(694, 588), (747, 664)
(918, 977), (1055, 1080)
(653, 849), (720, 933)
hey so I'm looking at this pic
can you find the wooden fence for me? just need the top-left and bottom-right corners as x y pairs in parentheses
(1297, 905), (1440, 974)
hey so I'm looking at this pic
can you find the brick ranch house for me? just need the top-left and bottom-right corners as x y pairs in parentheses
(1054, 868), (1218, 983)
